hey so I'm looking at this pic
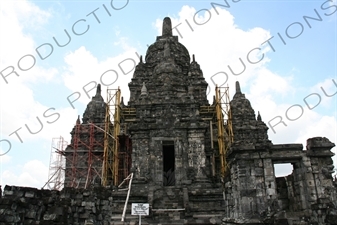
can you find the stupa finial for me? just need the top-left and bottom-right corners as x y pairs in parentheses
(162, 17), (172, 36)
(235, 81), (241, 94)
(76, 115), (80, 124)
(257, 111), (262, 121)
(96, 84), (102, 96)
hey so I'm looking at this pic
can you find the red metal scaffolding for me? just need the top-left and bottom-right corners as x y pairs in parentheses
(49, 88), (134, 189)
(63, 121), (105, 189)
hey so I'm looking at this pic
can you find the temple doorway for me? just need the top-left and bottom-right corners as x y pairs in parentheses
(163, 141), (175, 186)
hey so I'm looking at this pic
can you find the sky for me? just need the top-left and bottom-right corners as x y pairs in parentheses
(0, 0), (336, 189)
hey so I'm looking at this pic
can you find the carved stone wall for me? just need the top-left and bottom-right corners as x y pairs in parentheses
(223, 83), (337, 225)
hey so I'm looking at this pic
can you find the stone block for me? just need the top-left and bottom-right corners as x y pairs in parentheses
(265, 176), (275, 182)
(4, 215), (20, 223)
(264, 168), (274, 176)
(254, 159), (263, 167)
(3, 190), (14, 196)
(266, 188), (276, 196)
(79, 212), (90, 218)
(25, 211), (36, 219)
(54, 207), (64, 215)
(240, 189), (256, 197)
(43, 213), (56, 220)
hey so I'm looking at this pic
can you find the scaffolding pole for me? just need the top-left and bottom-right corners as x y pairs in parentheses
(215, 85), (233, 178)
(44, 137), (67, 190)
(102, 88), (121, 187)
(121, 173), (134, 222)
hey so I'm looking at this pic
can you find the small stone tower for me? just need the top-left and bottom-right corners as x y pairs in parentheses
(64, 84), (106, 189)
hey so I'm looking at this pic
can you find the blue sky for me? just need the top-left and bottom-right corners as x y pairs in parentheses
(0, 0), (336, 188)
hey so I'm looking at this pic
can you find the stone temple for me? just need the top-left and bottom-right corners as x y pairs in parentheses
(0, 17), (336, 225)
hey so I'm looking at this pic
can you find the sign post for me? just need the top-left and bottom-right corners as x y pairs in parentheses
(131, 203), (149, 225)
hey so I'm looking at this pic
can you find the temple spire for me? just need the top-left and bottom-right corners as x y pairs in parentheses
(95, 84), (102, 96)
(257, 111), (262, 121)
(76, 115), (80, 124)
(121, 97), (126, 108)
(162, 17), (172, 36)
(235, 81), (241, 94)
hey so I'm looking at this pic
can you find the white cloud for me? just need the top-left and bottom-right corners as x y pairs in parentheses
(62, 44), (139, 106)
(1, 159), (48, 188)
(327, 0), (337, 22)
(0, 149), (11, 163)
(0, 0), (76, 188)
(0, 82), (77, 143)
(295, 115), (337, 148)
(0, 0), (76, 144)
(0, 0), (51, 69)
(310, 78), (337, 108)
(249, 68), (294, 97)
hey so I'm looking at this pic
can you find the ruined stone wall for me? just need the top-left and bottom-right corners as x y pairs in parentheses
(0, 183), (227, 225)
(223, 139), (337, 225)
(222, 82), (337, 224)
(0, 185), (117, 225)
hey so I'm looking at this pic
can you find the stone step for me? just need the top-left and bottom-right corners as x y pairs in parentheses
(111, 214), (139, 220)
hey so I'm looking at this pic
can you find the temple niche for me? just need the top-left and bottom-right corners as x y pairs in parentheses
(0, 17), (336, 225)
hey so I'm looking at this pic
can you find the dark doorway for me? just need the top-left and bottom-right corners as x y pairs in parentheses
(163, 141), (175, 186)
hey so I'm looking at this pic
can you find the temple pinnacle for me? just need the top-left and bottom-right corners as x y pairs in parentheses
(162, 17), (172, 36)
(235, 81), (241, 94)
(96, 84), (102, 96)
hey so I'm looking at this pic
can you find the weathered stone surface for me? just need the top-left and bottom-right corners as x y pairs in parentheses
(224, 82), (337, 224)
(126, 17), (211, 187)
(229, 81), (272, 151)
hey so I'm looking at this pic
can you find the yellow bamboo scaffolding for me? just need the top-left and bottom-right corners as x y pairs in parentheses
(102, 88), (121, 187)
(215, 85), (233, 178)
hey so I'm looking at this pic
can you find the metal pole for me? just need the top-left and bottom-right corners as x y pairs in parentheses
(139, 215), (141, 225)
(209, 120), (215, 177)
(42, 166), (60, 189)
(121, 173), (134, 222)
(89, 122), (116, 140)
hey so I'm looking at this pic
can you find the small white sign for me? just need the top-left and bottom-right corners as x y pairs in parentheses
(131, 203), (149, 215)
